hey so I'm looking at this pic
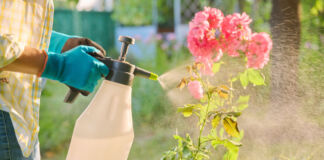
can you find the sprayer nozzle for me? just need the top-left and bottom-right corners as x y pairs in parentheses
(134, 67), (158, 80)
(149, 73), (158, 81)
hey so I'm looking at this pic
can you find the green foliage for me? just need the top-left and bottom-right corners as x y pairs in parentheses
(163, 57), (268, 159)
(161, 133), (210, 160)
(212, 115), (221, 128)
(302, 0), (324, 37)
(178, 104), (203, 118)
(207, 0), (237, 15)
(177, 105), (194, 118)
(113, 0), (153, 26)
(54, 0), (79, 9)
(235, 96), (250, 112)
(310, 0), (324, 16)
(157, 0), (174, 27)
(239, 69), (265, 88)
(212, 62), (224, 73)
(247, 69), (265, 86)
(239, 70), (249, 88)
(223, 117), (240, 138)
(113, 0), (176, 26)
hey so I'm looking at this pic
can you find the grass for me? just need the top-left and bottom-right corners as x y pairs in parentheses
(39, 80), (92, 159)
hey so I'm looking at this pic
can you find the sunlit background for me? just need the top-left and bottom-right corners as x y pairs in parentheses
(40, 0), (324, 159)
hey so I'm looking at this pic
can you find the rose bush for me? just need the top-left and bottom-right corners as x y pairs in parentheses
(162, 7), (272, 160)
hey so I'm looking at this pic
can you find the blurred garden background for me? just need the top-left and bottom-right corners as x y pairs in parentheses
(40, 0), (324, 159)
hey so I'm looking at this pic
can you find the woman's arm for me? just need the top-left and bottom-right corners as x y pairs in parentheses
(0, 34), (44, 75)
(1, 46), (46, 75)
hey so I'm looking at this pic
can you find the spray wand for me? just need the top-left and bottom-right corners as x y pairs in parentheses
(64, 36), (158, 103)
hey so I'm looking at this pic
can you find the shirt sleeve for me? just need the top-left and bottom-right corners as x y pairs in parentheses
(0, 34), (24, 68)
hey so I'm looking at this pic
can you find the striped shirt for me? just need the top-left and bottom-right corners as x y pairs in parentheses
(0, 0), (54, 157)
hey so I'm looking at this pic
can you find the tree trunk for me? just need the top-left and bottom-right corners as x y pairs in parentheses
(270, 0), (301, 110)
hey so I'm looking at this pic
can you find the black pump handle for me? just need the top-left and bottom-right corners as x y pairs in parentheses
(118, 36), (135, 61)
(64, 36), (135, 103)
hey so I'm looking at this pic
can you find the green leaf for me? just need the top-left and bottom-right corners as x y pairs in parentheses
(236, 95), (250, 112)
(223, 149), (239, 160)
(212, 61), (223, 73)
(173, 135), (182, 141)
(210, 139), (221, 149)
(173, 135), (183, 150)
(182, 145), (190, 158)
(210, 138), (241, 151)
(236, 96), (250, 104)
(231, 76), (238, 82)
(185, 134), (193, 143)
(247, 69), (265, 86)
(161, 150), (177, 160)
(223, 140), (240, 160)
(311, 7), (318, 15)
(184, 134), (196, 153)
(316, 0), (323, 12)
(212, 115), (221, 128)
(177, 104), (201, 117)
(197, 151), (210, 159)
(226, 112), (242, 117)
(225, 140), (242, 147)
(237, 104), (248, 112)
(233, 130), (245, 142)
(223, 117), (240, 138)
(177, 107), (193, 117)
(239, 71), (249, 88)
(173, 135), (184, 158)
(209, 128), (218, 138)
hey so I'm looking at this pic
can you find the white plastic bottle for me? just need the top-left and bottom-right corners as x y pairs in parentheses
(66, 80), (134, 160)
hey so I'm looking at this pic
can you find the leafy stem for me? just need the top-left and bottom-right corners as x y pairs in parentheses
(193, 92), (212, 159)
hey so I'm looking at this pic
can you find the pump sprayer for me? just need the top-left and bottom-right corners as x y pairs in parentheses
(66, 36), (158, 160)
(64, 36), (158, 103)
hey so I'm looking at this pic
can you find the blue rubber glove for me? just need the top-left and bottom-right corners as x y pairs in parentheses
(48, 31), (74, 53)
(40, 45), (109, 92)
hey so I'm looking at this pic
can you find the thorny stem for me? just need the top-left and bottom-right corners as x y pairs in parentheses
(193, 92), (211, 159)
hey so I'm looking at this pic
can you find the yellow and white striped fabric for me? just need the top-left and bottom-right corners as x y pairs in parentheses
(0, 0), (54, 157)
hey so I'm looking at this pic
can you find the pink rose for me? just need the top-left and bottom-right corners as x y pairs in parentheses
(204, 7), (224, 29)
(187, 81), (204, 99)
(246, 33), (272, 69)
(188, 7), (224, 60)
(222, 12), (252, 41)
(222, 12), (252, 57)
(187, 7), (272, 72)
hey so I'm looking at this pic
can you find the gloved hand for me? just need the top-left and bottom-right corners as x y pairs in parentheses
(40, 45), (109, 92)
(49, 31), (107, 95)
(49, 31), (106, 57)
